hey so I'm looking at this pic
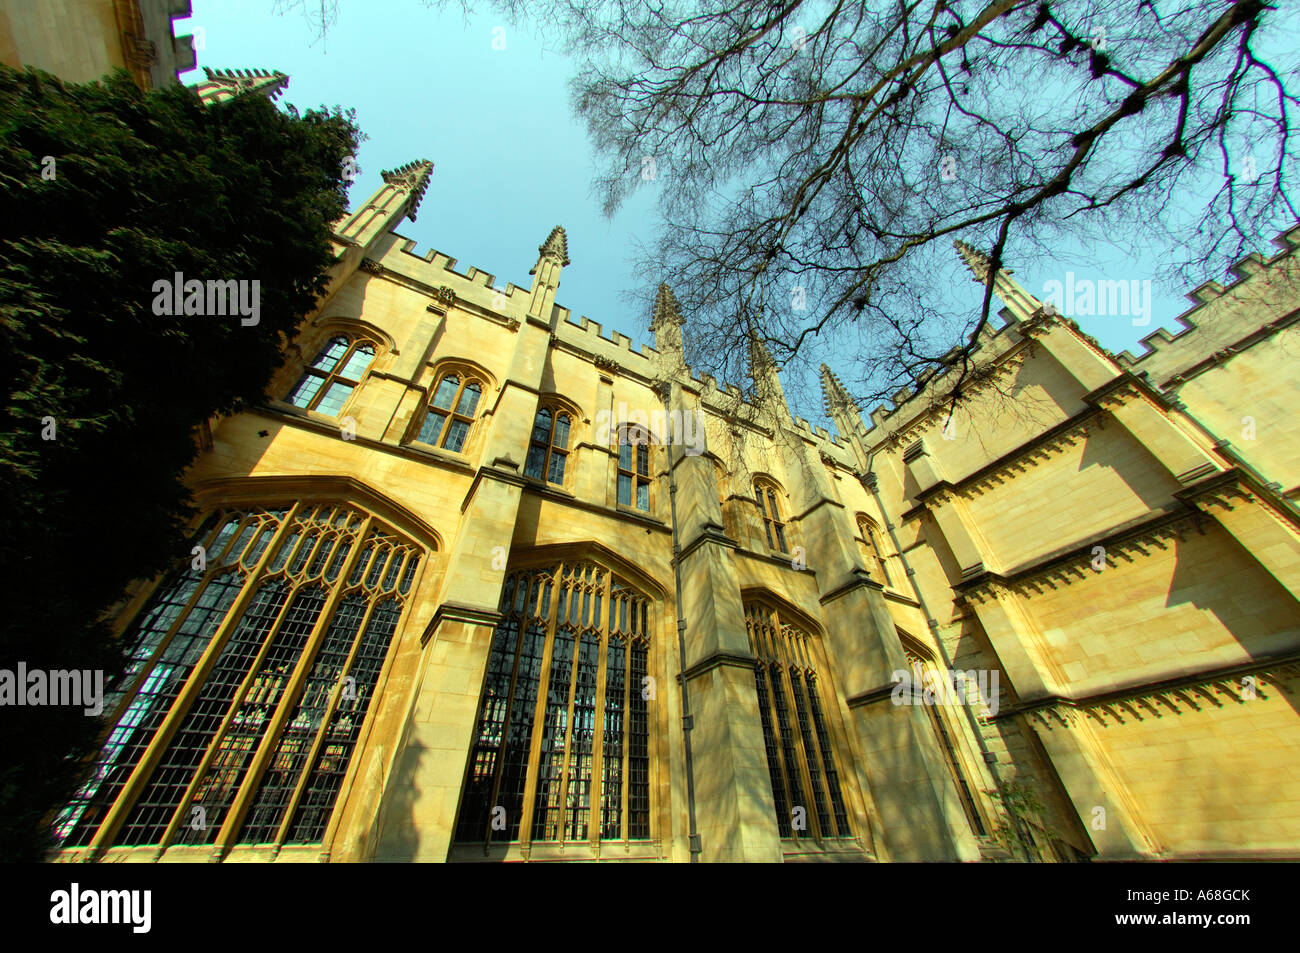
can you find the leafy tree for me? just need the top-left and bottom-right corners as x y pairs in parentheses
(0, 65), (360, 860)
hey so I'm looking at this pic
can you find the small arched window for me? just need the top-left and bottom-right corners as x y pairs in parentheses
(418, 373), (482, 452)
(754, 479), (788, 554)
(524, 406), (572, 485)
(618, 426), (652, 512)
(286, 336), (375, 416)
(857, 515), (893, 586)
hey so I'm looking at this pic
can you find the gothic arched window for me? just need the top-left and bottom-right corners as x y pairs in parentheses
(524, 406), (572, 485)
(745, 601), (852, 842)
(286, 336), (375, 416)
(55, 502), (425, 853)
(617, 426), (652, 512)
(455, 561), (654, 846)
(754, 479), (788, 553)
(418, 372), (483, 452)
(900, 638), (991, 839)
(857, 515), (894, 586)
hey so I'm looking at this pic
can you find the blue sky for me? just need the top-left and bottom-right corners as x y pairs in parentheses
(182, 0), (661, 343)
(178, 1), (1295, 425)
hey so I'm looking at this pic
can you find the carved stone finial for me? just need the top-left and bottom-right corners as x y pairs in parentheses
(820, 363), (858, 416)
(650, 283), (684, 330)
(196, 67), (290, 105)
(538, 226), (570, 266)
(952, 238), (1045, 323)
(381, 159), (434, 221)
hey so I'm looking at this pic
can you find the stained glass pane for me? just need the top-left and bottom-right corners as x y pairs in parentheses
(547, 452), (566, 485)
(432, 375), (460, 410)
(315, 382), (354, 417)
(172, 586), (327, 845)
(456, 383), (481, 417)
(287, 598), (404, 843)
(240, 594), (368, 843)
(628, 644), (650, 838)
(57, 504), (420, 854)
(806, 675), (851, 837)
(115, 579), (291, 846)
(454, 619), (521, 842)
(418, 410), (447, 445)
(443, 418), (470, 453)
(339, 344), (374, 381)
(524, 443), (547, 480)
(456, 565), (653, 847)
(532, 629), (575, 841)
(311, 338), (349, 370)
(755, 667), (791, 838)
(601, 638), (626, 840)
(531, 408), (552, 444)
(286, 371), (325, 409)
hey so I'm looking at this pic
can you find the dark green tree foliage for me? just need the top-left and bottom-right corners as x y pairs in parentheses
(0, 66), (360, 860)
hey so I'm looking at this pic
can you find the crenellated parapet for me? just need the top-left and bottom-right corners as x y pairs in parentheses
(1117, 223), (1300, 389)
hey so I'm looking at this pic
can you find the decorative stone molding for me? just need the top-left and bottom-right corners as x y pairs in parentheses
(963, 414), (1105, 499)
(1020, 661), (1300, 731)
(885, 350), (1030, 450)
(594, 355), (619, 373)
(358, 258), (383, 275)
(1180, 470), (1300, 540)
(505, 318), (521, 332)
(958, 509), (1204, 603)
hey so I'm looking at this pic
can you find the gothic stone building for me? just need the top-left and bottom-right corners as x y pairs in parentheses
(50, 113), (1300, 861)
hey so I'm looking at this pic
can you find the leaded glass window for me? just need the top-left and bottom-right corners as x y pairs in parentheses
(858, 515), (894, 586)
(617, 427), (651, 512)
(745, 601), (852, 841)
(55, 502), (424, 853)
(417, 373), (482, 452)
(523, 406), (571, 486)
(456, 562), (653, 846)
(286, 336), (375, 416)
(754, 480), (788, 553)
(903, 646), (989, 838)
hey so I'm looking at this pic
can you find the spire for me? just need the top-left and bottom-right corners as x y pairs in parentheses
(533, 226), (570, 271)
(748, 328), (788, 412)
(649, 283), (685, 361)
(650, 283), (683, 330)
(953, 239), (1045, 323)
(820, 362), (871, 471)
(527, 225), (569, 321)
(381, 159), (434, 222)
(820, 363), (858, 416)
(195, 67), (290, 106)
(333, 158), (434, 248)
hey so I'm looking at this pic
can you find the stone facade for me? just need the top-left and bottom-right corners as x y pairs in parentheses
(0, 0), (196, 89)
(51, 153), (1300, 862)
